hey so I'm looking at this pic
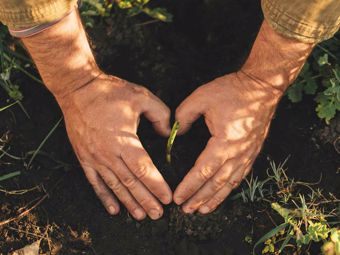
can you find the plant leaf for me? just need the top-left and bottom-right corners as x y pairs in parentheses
(253, 223), (289, 254)
(166, 121), (180, 163)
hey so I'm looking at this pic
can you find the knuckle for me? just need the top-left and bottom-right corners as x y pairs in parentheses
(184, 185), (197, 196)
(106, 179), (122, 193)
(122, 176), (138, 189)
(138, 197), (152, 208)
(122, 197), (138, 211)
(134, 164), (150, 180)
(198, 167), (214, 181)
(133, 85), (150, 97)
(161, 107), (171, 121)
(211, 177), (225, 191)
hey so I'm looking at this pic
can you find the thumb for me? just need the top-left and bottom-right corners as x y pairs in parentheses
(175, 94), (204, 135)
(142, 94), (171, 137)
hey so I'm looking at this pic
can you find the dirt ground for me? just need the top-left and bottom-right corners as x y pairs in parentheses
(0, 0), (339, 254)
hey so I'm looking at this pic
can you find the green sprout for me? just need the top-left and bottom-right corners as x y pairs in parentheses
(166, 121), (180, 163)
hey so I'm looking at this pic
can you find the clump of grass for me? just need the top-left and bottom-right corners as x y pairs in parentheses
(240, 174), (270, 203)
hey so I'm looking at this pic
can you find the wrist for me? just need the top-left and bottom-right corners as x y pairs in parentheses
(240, 20), (314, 92)
(22, 8), (101, 98)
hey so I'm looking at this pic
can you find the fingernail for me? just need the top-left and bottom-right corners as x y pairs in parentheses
(199, 205), (210, 214)
(133, 208), (145, 220)
(175, 197), (183, 205)
(182, 206), (195, 214)
(162, 195), (172, 205)
(108, 205), (117, 215)
(148, 209), (161, 220)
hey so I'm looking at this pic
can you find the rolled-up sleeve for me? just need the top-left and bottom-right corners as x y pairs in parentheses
(0, 0), (77, 29)
(262, 0), (340, 43)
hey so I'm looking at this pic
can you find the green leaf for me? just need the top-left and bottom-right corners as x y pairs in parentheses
(318, 53), (329, 66)
(287, 83), (303, 102)
(253, 223), (289, 254)
(142, 7), (173, 22)
(316, 102), (336, 124)
(278, 226), (293, 253)
(304, 78), (318, 95)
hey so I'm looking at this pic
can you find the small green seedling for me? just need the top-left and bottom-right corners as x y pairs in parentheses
(166, 121), (180, 163)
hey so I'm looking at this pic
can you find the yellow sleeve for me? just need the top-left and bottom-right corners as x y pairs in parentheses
(262, 0), (340, 43)
(0, 0), (77, 29)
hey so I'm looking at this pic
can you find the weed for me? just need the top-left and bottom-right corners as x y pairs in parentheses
(251, 159), (340, 255)
(240, 174), (269, 203)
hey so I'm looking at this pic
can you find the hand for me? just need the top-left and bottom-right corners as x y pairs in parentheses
(56, 74), (172, 220)
(172, 19), (313, 214)
(173, 72), (282, 214)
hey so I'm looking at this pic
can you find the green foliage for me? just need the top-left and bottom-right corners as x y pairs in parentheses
(117, 0), (173, 22)
(80, 0), (173, 27)
(0, 24), (42, 118)
(80, 0), (113, 27)
(287, 63), (318, 103)
(286, 33), (340, 123)
(240, 174), (269, 203)
(315, 66), (340, 123)
(251, 159), (340, 255)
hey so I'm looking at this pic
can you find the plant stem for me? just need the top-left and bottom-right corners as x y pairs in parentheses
(166, 121), (180, 163)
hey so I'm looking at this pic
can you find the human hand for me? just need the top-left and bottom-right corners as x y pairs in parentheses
(56, 74), (172, 220)
(172, 19), (314, 214)
(173, 72), (282, 214)
(21, 9), (173, 220)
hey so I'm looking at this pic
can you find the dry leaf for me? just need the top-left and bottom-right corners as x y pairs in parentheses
(12, 240), (40, 255)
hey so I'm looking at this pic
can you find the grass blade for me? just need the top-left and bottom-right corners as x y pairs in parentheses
(278, 226), (293, 253)
(0, 101), (18, 112)
(166, 121), (180, 163)
(253, 222), (289, 254)
(0, 171), (21, 181)
(27, 116), (63, 168)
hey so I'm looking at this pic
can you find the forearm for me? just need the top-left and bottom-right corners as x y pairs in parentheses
(241, 20), (314, 92)
(21, 8), (101, 99)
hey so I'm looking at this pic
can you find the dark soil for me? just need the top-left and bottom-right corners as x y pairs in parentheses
(0, 0), (339, 254)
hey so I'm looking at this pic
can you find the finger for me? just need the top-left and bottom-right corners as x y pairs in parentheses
(242, 163), (253, 179)
(109, 157), (165, 220)
(183, 153), (254, 213)
(198, 163), (252, 214)
(173, 138), (227, 205)
(121, 138), (172, 204)
(181, 158), (242, 213)
(82, 164), (120, 215)
(141, 92), (171, 137)
(175, 92), (205, 135)
(96, 165), (147, 220)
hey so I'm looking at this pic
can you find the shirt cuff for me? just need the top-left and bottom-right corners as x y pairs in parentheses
(0, 0), (78, 30)
(262, 0), (340, 43)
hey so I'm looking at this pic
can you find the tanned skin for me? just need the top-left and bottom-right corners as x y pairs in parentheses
(22, 8), (313, 219)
